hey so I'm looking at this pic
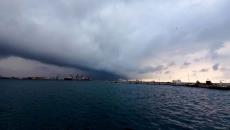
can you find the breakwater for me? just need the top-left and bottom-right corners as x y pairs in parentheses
(113, 81), (230, 90)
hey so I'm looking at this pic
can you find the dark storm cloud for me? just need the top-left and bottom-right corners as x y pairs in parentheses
(138, 65), (165, 74)
(0, 40), (122, 79)
(0, 0), (230, 79)
(212, 64), (220, 71)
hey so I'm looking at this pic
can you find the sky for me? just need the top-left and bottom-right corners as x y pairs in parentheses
(0, 0), (230, 82)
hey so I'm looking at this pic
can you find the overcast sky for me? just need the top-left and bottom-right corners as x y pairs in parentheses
(0, 0), (230, 82)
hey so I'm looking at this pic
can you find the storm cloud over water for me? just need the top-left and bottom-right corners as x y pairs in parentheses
(1, 0), (230, 81)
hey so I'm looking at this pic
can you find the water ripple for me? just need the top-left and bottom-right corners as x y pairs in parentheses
(0, 80), (229, 130)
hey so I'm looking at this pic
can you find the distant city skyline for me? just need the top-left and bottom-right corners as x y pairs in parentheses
(1, 0), (230, 82)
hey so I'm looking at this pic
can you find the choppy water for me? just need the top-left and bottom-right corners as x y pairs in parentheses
(0, 80), (229, 130)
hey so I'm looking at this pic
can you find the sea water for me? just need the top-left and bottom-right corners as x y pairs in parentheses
(0, 80), (229, 130)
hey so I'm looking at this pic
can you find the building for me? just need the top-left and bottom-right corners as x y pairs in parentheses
(172, 80), (182, 85)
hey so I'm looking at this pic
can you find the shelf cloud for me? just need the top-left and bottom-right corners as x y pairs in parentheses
(0, 0), (230, 80)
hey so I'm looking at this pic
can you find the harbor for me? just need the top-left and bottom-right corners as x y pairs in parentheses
(113, 80), (230, 90)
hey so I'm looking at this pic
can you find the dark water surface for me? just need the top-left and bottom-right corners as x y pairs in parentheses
(0, 80), (229, 130)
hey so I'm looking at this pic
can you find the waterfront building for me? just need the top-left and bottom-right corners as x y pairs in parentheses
(172, 80), (182, 85)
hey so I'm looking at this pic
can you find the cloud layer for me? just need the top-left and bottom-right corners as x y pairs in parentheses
(1, 0), (230, 81)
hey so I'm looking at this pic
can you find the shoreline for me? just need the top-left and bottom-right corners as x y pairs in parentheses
(113, 81), (230, 90)
(1, 78), (230, 90)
